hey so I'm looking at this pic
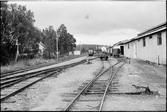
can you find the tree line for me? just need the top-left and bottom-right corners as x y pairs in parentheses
(1, 2), (76, 65)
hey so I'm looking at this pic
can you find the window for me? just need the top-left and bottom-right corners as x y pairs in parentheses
(128, 43), (129, 49)
(143, 37), (146, 47)
(138, 39), (140, 42)
(149, 35), (152, 39)
(157, 32), (162, 45)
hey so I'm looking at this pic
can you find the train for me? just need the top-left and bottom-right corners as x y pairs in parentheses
(88, 46), (121, 60)
(88, 48), (94, 56)
(108, 47), (121, 57)
(112, 48), (121, 57)
(99, 46), (109, 60)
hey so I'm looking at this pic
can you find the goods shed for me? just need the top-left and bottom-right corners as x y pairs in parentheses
(108, 39), (129, 57)
(123, 22), (166, 65)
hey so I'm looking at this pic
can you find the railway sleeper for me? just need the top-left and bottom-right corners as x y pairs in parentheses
(1, 73), (48, 89)
(86, 90), (105, 93)
(78, 84), (106, 89)
(91, 84), (106, 87)
(87, 88), (105, 91)
(62, 99), (72, 102)
(110, 83), (120, 86)
(94, 82), (107, 85)
(86, 87), (105, 90)
(1, 100), (16, 103)
(83, 80), (109, 83)
(1, 94), (7, 96)
(110, 85), (120, 87)
(77, 87), (105, 90)
(1, 79), (23, 86)
(111, 79), (119, 81)
(78, 99), (101, 102)
(85, 89), (159, 96)
(79, 95), (102, 100)
(70, 107), (97, 111)
(111, 82), (119, 84)
(109, 87), (119, 89)
(61, 93), (79, 97)
(71, 104), (99, 110)
(1, 89), (17, 94)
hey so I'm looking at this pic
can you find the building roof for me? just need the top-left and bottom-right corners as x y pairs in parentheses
(138, 22), (166, 37)
(117, 22), (166, 45)
(113, 39), (131, 46)
(134, 22), (166, 41)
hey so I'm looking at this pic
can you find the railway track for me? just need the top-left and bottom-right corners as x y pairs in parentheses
(1, 56), (90, 78)
(1, 62), (57, 78)
(0, 56), (96, 102)
(63, 59), (125, 111)
(1, 56), (93, 81)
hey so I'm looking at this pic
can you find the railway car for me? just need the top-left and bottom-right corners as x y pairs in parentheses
(99, 52), (109, 60)
(112, 48), (120, 57)
(108, 46), (113, 56)
(88, 49), (94, 56)
(99, 46), (109, 60)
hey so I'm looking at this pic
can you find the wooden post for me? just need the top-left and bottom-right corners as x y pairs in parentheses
(56, 37), (59, 61)
(158, 55), (159, 65)
(15, 37), (19, 62)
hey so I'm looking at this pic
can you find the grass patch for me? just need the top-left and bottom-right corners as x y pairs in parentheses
(1, 58), (56, 73)
(1, 54), (86, 73)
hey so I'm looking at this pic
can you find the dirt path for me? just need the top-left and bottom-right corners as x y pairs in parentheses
(103, 58), (166, 111)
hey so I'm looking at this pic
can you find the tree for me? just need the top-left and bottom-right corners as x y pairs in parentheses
(42, 26), (56, 59)
(1, 2), (40, 65)
(8, 3), (35, 61)
(20, 26), (42, 58)
(41, 24), (77, 58)
(1, 2), (77, 65)
(57, 24), (76, 55)
(81, 47), (87, 54)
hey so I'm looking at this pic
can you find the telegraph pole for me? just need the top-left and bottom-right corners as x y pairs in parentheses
(15, 35), (21, 62)
(80, 41), (81, 55)
(56, 30), (60, 61)
(15, 37), (19, 62)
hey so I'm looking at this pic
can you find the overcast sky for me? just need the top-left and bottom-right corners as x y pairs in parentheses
(9, 1), (166, 45)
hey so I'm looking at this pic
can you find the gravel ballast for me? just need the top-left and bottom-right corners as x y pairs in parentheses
(1, 57), (166, 111)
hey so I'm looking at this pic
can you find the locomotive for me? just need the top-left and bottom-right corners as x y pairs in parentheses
(88, 48), (94, 56)
(99, 46), (109, 60)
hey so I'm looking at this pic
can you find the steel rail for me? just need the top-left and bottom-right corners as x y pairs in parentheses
(0, 71), (45, 89)
(1, 59), (87, 90)
(82, 60), (111, 94)
(99, 62), (125, 111)
(63, 60), (121, 111)
(1, 68), (54, 81)
(0, 70), (60, 102)
(0, 61), (62, 78)
(1, 56), (91, 78)
(63, 60), (105, 111)
(1, 57), (90, 82)
(1, 61), (79, 80)
(1, 57), (96, 102)
(1, 56), (96, 82)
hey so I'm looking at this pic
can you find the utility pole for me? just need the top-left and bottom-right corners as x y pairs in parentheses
(80, 41), (81, 55)
(15, 36), (21, 62)
(15, 37), (19, 62)
(56, 30), (60, 61)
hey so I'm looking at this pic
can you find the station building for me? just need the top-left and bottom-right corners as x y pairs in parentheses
(114, 22), (166, 65)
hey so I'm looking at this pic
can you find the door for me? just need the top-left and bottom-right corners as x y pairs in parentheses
(120, 46), (124, 55)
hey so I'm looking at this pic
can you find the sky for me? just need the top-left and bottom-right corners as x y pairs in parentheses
(9, 0), (166, 46)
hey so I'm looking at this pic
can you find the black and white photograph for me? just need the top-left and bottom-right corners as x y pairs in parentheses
(1, 0), (166, 111)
